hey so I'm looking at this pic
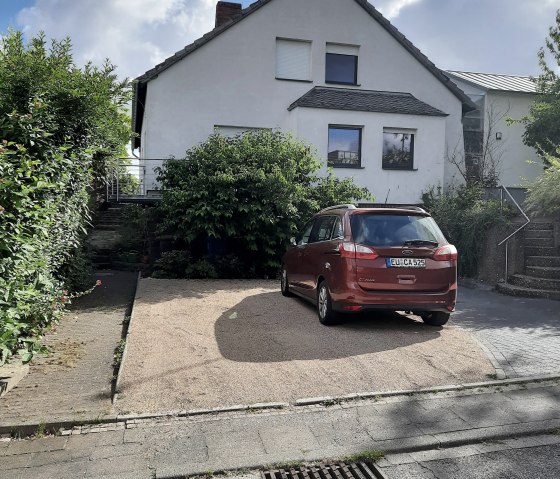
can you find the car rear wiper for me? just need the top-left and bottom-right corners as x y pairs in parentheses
(402, 239), (439, 247)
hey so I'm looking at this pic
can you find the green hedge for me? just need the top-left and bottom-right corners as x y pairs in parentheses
(0, 32), (131, 363)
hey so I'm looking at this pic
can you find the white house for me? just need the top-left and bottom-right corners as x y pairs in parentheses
(445, 71), (542, 188)
(132, 0), (475, 204)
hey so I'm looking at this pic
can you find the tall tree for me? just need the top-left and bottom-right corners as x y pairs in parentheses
(523, 10), (560, 165)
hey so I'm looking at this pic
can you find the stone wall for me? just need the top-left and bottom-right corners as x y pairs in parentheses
(477, 220), (526, 285)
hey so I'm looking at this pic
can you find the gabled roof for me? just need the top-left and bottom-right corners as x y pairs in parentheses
(446, 71), (537, 94)
(288, 86), (448, 117)
(132, 0), (475, 149)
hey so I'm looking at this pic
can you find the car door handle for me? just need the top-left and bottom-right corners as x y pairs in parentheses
(324, 248), (341, 256)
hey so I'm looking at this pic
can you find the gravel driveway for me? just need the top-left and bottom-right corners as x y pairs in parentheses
(116, 279), (494, 414)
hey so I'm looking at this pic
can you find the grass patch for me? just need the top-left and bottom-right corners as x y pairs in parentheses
(342, 450), (385, 463)
(113, 339), (126, 369)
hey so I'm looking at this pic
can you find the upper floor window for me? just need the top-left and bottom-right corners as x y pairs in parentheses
(382, 129), (415, 170)
(325, 43), (359, 85)
(214, 125), (267, 138)
(328, 125), (362, 168)
(276, 38), (312, 81)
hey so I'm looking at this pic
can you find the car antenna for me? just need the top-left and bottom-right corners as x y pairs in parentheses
(384, 188), (390, 205)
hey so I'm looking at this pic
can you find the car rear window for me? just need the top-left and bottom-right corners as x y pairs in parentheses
(350, 214), (447, 247)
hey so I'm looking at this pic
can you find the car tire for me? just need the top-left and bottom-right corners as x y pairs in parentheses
(317, 280), (340, 326)
(421, 311), (450, 326)
(280, 267), (293, 297)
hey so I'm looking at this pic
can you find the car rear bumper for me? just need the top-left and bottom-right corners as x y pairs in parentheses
(331, 286), (457, 314)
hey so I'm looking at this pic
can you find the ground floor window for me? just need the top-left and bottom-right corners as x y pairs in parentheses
(382, 129), (415, 170)
(328, 125), (362, 167)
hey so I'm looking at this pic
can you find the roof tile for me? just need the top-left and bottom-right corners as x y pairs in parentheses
(288, 86), (448, 117)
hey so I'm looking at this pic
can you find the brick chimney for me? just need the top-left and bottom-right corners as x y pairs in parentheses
(215, 2), (242, 28)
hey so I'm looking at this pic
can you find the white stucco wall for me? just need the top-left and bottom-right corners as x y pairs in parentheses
(295, 108), (446, 204)
(140, 0), (465, 202)
(485, 91), (543, 186)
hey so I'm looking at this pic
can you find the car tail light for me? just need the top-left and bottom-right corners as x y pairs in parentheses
(433, 244), (458, 261)
(339, 242), (379, 260)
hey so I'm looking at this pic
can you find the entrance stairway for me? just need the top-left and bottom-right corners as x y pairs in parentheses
(87, 204), (126, 270)
(497, 220), (560, 300)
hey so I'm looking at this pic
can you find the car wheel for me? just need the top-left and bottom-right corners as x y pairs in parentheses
(317, 281), (340, 326)
(421, 311), (450, 326)
(280, 267), (293, 297)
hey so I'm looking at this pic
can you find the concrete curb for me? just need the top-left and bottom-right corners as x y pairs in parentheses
(293, 373), (560, 406)
(3, 374), (560, 438)
(112, 270), (142, 404)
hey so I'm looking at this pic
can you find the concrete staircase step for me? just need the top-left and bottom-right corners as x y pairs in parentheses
(525, 229), (554, 239)
(525, 237), (555, 247)
(526, 256), (560, 267)
(496, 283), (560, 301)
(91, 254), (110, 263)
(525, 246), (558, 257)
(96, 220), (122, 226)
(95, 224), (119, 231)
(526, 266), (560, 280)
(509, 274), (560, 291)
(526, 221), (554, 231)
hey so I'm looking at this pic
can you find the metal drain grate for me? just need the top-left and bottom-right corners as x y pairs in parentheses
(261, 462), (382, 479)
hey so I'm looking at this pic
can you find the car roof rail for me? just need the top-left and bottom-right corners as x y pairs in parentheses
(402, 206), (428, 213)
(318, 204), (357, 214)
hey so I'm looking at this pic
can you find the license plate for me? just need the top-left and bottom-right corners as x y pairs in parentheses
(386, 258), (426, 268)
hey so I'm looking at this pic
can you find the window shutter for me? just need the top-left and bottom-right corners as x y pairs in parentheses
(276, 39), (311, 81)
(326, 43), (359, 56)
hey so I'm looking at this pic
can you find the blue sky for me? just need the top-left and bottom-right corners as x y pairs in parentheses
(1, 0), (559, 80)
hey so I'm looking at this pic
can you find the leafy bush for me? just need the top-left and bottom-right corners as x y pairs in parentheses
(152, 250), (193, 279)
(0, 32), (130, 363)
(422, 184), (507, 277)
(185, 259), (218, 279)
(525, 151), (560, 217)
(156, 130), (373, 276)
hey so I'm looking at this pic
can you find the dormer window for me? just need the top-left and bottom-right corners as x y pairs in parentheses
(325, 43), (359, 85)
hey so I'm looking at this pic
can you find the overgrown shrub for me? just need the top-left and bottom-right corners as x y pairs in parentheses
(525, 151), (560, 217)
(422, 184), (507, 277)
(156, 130), (373, 277)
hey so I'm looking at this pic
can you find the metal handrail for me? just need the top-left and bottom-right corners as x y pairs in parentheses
(497, 185), (531, 284)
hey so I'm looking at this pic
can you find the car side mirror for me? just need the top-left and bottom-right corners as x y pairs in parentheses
(290, 237), (297, 246)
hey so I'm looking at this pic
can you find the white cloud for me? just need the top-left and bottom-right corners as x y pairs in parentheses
(17, 0), (218, 79)
(375, 0), (423, 20)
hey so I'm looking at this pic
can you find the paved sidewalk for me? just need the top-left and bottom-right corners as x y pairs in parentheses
(0, 271), (137, 431)
(454, 286), (560, 378)
(2, 378), (560, 478)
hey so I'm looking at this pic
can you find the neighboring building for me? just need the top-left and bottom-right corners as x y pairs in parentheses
(445, 71), (542, 188)
(132, 0), (475, 204)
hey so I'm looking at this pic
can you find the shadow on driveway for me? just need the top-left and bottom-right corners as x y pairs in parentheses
(215, 292), (442, 363)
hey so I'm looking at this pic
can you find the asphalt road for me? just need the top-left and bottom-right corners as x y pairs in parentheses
(383, 443), (560, 479)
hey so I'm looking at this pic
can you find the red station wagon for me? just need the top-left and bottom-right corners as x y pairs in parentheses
(281, 204), (457, 326)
